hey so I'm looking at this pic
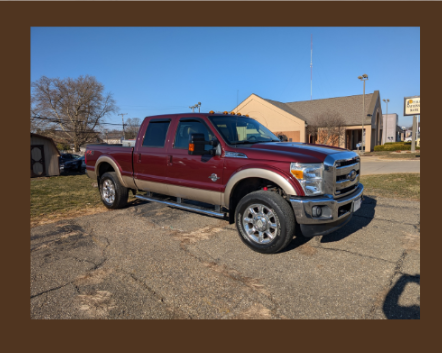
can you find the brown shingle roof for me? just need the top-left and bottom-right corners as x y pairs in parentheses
(262, 91), (379, 126)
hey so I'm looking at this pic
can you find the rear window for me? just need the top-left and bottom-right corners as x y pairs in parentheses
(142, 120), (171, 148)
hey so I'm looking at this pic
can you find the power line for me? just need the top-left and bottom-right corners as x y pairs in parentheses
(32, 116), (141, 127)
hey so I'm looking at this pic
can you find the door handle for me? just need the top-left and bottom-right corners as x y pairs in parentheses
(168, 155), (173, 165)
(138, 153), (141, 162)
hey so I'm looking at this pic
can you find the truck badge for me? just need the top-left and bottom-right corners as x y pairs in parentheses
(348, 170), (357, 181)
(209, 173), (220, 182)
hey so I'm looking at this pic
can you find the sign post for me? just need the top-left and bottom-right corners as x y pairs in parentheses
(403, 96), (420, 153)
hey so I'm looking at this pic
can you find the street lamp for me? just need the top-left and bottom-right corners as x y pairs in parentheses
(189, 102), (202, 113)
(383, 98), (390, 144)
(358, 74), (368, 152)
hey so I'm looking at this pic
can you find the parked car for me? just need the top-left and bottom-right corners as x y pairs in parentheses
(59, 153), (77, 173)
(86, 112), (363, 254)
(64, 155), (85, 172)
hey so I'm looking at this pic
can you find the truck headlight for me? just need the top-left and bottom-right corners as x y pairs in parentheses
(290, 163), (324, 196)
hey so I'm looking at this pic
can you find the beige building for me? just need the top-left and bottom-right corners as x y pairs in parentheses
(233, 91), (384, 152)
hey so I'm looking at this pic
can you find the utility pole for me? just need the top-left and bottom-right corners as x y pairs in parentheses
(383, 98), (390, 143)
(358, 74), (368, 152)
(119, 113), (128, 140)
(310, 34), (313, 100)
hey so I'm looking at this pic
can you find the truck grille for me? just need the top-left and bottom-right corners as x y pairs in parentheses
(324, 153), (361, 199)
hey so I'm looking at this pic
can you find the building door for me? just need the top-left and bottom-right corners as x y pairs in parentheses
(31, 145), (45, 177)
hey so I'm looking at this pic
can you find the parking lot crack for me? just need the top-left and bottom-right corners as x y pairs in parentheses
(31, 282), (71, 299)
(353, 214), (418, 227)
(312, 246), (396, 264)
(116, 269), (189, 319)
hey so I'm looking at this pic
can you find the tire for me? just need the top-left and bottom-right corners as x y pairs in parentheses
(99, 172), (128, 209)
(235, 190), (296, 254)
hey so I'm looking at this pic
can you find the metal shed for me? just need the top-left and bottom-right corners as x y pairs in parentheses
(30, 133), (60, 177)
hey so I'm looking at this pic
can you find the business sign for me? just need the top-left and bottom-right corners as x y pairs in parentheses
(404, 96), (420, 116)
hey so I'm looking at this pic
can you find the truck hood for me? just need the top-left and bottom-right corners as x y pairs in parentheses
(236, 142), (349, 163)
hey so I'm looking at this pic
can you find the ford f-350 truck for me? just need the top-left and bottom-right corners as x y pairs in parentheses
(86, 111), (363, 254)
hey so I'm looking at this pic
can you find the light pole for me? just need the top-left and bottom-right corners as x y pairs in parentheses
(189, 102), (201, 113)
(358, 74), (368, 152)
(383, 98), (390, 143)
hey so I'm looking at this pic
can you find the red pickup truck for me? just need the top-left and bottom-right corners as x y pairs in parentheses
(86, 111), (363, 254)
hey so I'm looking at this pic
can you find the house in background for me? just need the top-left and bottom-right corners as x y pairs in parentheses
(232, 91), (383, 152)
(31, 133), (60, 177)
(382, 113), (399, 143)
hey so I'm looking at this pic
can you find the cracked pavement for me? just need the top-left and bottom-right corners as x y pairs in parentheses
(31, 195), (420, 319)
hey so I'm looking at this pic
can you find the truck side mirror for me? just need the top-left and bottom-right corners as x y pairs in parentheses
(188, 133), (206, 155)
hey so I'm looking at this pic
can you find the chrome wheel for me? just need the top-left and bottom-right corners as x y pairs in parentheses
(101, 179), (115, 204)
(242, 204), (279, 245)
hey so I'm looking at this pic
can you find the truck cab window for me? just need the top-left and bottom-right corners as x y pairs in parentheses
(174, 120), (215, 150)
(142, 120), (171, 147)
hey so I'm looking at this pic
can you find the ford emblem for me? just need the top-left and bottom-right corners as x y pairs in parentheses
(348, 169), (357, 181)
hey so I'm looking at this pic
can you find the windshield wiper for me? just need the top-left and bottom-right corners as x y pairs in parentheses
(231, 140), (256, 145)
(232, 139), (279, 145)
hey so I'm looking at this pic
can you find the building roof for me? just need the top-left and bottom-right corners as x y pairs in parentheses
(31, 133), (60, 155)
(259, 91), (379, 126)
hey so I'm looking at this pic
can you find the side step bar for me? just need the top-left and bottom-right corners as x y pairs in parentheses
(134, 194), (226, 218)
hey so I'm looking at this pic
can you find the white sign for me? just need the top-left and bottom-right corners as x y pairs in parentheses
(404, 96), (420, 116)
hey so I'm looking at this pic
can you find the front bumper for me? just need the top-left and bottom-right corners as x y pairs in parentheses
(289, 183), (364, 237)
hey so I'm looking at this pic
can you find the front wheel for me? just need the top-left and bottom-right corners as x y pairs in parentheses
(235, 190), (296, 254)
(99, 172), (128, 209)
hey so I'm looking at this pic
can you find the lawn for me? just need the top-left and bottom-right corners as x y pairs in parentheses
(360, 173), (420, 201)
(362, 151), (420, 160)
(30, 174), (137, 227)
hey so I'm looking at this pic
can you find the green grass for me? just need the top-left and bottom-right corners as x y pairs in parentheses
(31, 174), (104, 219)
(360, 173), (420, 201)
(362, 151), (420, 159)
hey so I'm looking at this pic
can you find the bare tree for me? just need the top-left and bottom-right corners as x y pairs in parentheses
(31, 75), (118, 151)
(306, 111), (346, 147)
(125, 117), (141, 139)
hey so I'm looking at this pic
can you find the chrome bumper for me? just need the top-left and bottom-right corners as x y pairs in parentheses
(289, 183), (364, 225)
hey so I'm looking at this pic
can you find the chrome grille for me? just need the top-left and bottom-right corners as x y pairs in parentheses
(324, 152), (361, 199)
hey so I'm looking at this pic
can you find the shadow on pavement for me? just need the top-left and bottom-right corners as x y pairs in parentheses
(320, 195), (377, 244)
(280, 224), (313, 253)
(383, 274), (420, 319)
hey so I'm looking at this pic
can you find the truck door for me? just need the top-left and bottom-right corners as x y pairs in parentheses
(166, 117), (224, 205)
(133, 117), (173, 194)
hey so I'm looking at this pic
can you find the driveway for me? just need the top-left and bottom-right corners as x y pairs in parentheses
(360, 158), (420, 175)
(31, 195), (420, 319)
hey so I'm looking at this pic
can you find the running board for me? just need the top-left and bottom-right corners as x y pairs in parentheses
(134, 194), (226, 218)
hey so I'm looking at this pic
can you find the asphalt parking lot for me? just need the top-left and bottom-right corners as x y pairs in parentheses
(31, 193), (420, 319)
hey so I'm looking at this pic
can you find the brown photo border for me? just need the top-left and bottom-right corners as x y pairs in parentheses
(2, 0), (437, 351)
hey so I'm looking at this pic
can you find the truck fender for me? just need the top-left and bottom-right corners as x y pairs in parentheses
(95, 156), (129, 188)
(223, 168), (299, 207)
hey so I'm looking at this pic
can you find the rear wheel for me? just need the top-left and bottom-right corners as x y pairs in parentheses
(99, 172), (128, 209)
(235, 190), (295, 254)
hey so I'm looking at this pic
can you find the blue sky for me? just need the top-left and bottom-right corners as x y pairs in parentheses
(31, 27), (420, 128)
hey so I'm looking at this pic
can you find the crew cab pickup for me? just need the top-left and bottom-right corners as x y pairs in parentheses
(86, 112), (363, 254)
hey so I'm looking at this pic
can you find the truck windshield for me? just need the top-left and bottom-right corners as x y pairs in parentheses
(209, 116), (279, 145)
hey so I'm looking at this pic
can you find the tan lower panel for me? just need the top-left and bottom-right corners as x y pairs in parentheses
(135, 179), (170, 195)
(135, 179), (223, 206)
(86, 169), (97, 180)
(122, 176), (137, 189)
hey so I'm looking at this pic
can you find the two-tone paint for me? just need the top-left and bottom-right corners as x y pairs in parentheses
(85, 113), (356, 210)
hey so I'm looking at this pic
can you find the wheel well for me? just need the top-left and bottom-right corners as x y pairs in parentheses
(228, 177), (286, 224)
(97, 162), (115, 182)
